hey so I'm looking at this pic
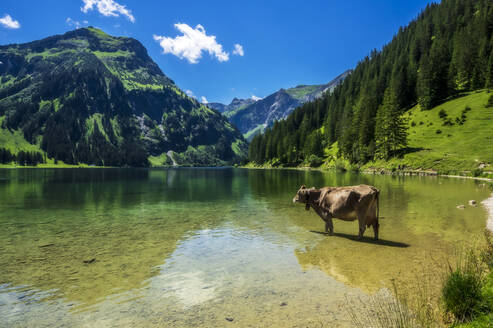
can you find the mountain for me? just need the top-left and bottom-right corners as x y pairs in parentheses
(208, 97), (256, 114)
(249, 0), (493, 171)
(0, 27), (247, 167)
(210, 71), (350, 140)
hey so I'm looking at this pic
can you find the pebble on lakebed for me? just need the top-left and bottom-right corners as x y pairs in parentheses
(83, 258), (96, 264)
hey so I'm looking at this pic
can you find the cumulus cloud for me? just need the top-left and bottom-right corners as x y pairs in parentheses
(232, 44), (244, 56)
(201, 96), (208, 104)
(81, 0), (135, 23)
(0, 14), (20, 29)
(251, 95), (262, 101)
(153, 24), (229, 64)
(66, 17), (89, 29)
(185, 90), (196, 98)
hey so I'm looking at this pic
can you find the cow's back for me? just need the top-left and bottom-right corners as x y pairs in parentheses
(317, 185), (378, 221)
(318, 187), (359, 219)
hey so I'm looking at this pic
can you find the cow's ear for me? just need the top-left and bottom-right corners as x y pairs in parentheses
(301, 185), (306, 189)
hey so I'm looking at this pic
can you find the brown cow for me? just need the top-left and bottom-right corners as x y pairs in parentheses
(292, 184), (380, 240)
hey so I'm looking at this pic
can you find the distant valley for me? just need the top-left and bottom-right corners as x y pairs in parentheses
(208, 70), (350, 140)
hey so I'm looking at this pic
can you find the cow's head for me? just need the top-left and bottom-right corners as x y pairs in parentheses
(293, 185), (311, 210)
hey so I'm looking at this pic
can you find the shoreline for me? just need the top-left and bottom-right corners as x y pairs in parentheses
(241, 164), (493, 182)
(483, 193), (493, 233)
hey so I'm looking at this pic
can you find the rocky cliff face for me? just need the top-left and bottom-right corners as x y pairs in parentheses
(213, 70), (351, 140)
(0, 27), (247, 166)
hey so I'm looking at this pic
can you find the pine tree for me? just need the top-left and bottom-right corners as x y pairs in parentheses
(374, 88), (408, 160)
(417, 54), (434, 109)
(487, 48), (493, 88)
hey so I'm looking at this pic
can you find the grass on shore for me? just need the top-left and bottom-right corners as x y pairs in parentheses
(0, 163), (105, 168)
(363, 90), (493, 175)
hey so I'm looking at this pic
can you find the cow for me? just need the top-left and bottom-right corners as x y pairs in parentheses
(292, 184), (380, 240)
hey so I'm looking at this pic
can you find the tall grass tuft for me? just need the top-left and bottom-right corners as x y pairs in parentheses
(442, 243), (488, 323)
(347, 281), (421, 328)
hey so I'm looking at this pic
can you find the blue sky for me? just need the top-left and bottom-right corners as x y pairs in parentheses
(0, 0), (437, 104)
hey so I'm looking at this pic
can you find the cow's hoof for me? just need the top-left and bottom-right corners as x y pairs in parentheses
(329, 232), (334, 236)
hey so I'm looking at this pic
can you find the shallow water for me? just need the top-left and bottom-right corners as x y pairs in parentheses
(0, 168), (490, 327)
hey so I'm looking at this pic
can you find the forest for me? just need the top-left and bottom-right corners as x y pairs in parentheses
(0, 147), (44, 166)
(249, 0), (493, 166)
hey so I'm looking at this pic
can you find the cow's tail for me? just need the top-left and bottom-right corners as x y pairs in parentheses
(376, 189), (380, 221)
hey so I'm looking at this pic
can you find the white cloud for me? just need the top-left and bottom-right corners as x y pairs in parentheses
(153, 23), (229, 64)
(185, 90), (196, 98)
(66, 17), (89, 29)
(0, 14), (20, 29)
(201, 96), (208, 104)
(233, 44), (244, 56)
(81, 0), (135, 23)
(251, 95), (262, 101)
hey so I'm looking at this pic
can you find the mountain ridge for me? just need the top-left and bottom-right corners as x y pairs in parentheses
(0, 27), (247, 167)
(208, 70), (351, 140)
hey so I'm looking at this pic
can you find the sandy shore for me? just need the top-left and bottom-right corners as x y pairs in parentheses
(482, 193), (493, 233)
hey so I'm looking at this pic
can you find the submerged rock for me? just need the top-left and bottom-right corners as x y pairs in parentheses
(83, 258), (96, 264)
(469, 200), (477, 206)
(225, 317), (234, 322)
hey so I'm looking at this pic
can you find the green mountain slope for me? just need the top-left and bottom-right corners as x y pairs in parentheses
(0, 27), (247, 167)
(365, 90), (493, 173)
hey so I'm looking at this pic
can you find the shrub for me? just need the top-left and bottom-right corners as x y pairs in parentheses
(436, 129), (442, 134)
(471, 169), (483, 177)
(334, 158), (347, 172)
(419, 121), (424, 125)
(307, 155), (323, 167)
(442, 269), (484, 321)
(486, 95), (493, 108)
(411, 121), (416, 127)
(439, 109), (448, 119)
(348, 163), (360, 172)
(443, 118), (454, 126)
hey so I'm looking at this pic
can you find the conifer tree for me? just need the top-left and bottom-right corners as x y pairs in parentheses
(374, 88), (408, 160)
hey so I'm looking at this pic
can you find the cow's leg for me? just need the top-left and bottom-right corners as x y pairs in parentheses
(357, 213), (366, 239)
(325, 215), (334, 235)
(372, 219), (379, 240)
(312, 206), (333, 235)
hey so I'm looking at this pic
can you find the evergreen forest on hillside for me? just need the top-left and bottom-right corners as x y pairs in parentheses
(249, 0), (493, 168)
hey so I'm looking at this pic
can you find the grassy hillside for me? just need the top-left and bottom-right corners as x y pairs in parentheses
(364, 90), (493, 174)
(248, 90), (493, 176)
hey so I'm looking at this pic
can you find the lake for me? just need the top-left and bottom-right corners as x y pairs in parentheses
(0, 168), (490, 327)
